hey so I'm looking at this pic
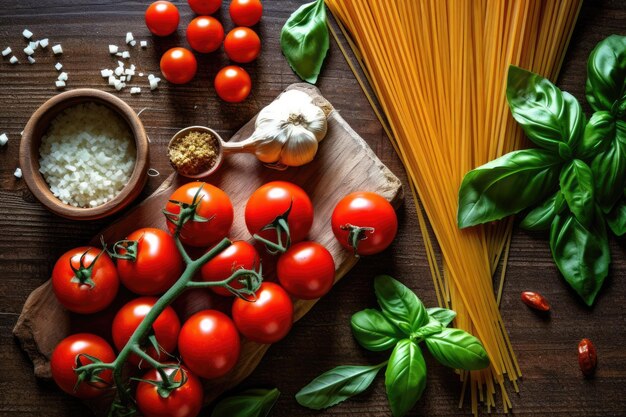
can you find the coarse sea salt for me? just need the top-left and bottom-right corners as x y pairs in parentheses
(38, 102), (136, 208)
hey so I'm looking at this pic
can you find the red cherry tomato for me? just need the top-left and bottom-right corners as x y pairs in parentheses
(277, 241), (335, 300)
(229, 0), (263, 27)
(136, 365), (203, 417)
(201, 240), (260, 297)
(112, 297), (181, 368)
(178, 310), (241, 379)
(145, 1), (180, 36)
(50, 333), (116, 399)
(160, 47), (197, 84)
(214, 65), (252, 103)
(116, 228), (184, 295)
(165, 182), (234, 247)
(232, 282), (293, 344)
(188, 0), (221, 15)
(224, 27), (261, 63)
(331, 192), (398, 256)
(245, 181), (314, 251)
(52, 246), (119, 314)
(186, 16), (224, 53)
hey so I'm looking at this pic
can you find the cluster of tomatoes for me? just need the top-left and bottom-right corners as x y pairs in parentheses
(146, 0), (262, 102)
(49, 180), (397, 417)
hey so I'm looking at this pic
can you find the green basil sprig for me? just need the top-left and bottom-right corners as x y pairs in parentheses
(211, 388), (280, 417)
(458, 35), (626, 306)
(296, 276), (489, 417)
(280, 0), (329, 84)
(295, 362), (386, 410)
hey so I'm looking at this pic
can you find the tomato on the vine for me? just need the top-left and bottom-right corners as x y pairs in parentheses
(331, 191), (398, 256)
(50, 333), (116, 399)
(115, 228), (183, 295)
(178, 310), (240, 379)
(232, 282), (293, 344)
(112, 297), (181, 368)
(186, 16), (224, 53)
(201, 240), (260, 297)
(229, 0), (263, 27)
(224, 27), (261, 63)
(164, 181), (234, 247)
(214, 65), (252, 103)
(188, 0), (221, 15)
(277, 241), (335, 300)
(136, 365), (203, 417)
(245, 181), (313, 252)
(160, 47), (197, 85)
(52, 246), (119, 314)
(145, 1), (180, 37)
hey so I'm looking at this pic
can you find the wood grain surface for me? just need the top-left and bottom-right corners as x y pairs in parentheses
(0, 1), (625, 416)
(12, 83), (403, 409)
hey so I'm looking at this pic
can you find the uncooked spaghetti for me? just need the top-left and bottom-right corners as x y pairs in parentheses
(325, 0), (581, 413)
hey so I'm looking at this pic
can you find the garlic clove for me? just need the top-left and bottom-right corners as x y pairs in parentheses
(280, 127), (319, 166)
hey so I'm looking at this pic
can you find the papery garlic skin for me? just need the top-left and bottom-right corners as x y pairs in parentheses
(247, 89), (328, 167)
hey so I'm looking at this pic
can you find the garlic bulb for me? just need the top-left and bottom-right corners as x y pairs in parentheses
(231, 90), (328, 168)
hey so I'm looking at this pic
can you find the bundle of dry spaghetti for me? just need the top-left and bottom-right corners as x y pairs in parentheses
(325, 0), (581, 414)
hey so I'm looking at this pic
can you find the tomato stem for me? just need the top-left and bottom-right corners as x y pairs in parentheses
(340, 223), (375, 257)
(109, 237), (232, 407)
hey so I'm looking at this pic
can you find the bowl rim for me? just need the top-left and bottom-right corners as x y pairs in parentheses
(167, 125), (226, 179)
(19, 88), (149, 220)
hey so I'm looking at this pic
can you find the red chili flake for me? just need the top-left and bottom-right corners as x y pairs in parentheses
(520, 291), (550, 312)
(578, 338), (597, 377)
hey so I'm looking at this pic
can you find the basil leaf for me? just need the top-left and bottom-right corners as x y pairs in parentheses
(295, 363), (386, 410)
(585, 35), (626, 112)
(211, 388), (280, 417)
(590, 137), (626, 213)
(426, 307), (456, 328)
(507, 65), (584, 153)
(280, 0), (329, 84)
(606, 193), (626, 236)
(550, 209), (610, 306)
(374, 275), (428, 334)
(385, 339), (426, 417)
(351, 309), (404, 351)
(520, 191), (565, 231)
(579, 111), (614, 159)
(424, 328), (490, 371)
(458, 149), (562, 228)
(559, 159), (595, 226)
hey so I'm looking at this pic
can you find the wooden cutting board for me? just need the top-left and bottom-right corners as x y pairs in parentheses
(13, 83), (403, 409)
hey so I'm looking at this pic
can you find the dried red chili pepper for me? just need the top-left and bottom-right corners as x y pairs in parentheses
(520, 291), (550, 312)
(578, 338), (597, 377)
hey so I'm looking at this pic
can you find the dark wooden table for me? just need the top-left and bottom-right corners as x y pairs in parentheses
(1, 1), (625, 416)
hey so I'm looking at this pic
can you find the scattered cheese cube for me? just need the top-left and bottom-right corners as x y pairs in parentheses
(109, 45), (119, 54)
(39, 38), (49, 48)
(55, 80), (66, 88)
(118, 60), (124, 67)
(114, 66), (124, 76)
(108, 75), (116, 86)
(58, 72), (68, 81)
(130, 40), (137, 47)
(130, 87), (141, 94)
(121, 51), (130, 59)
(126, 32), (134, 44)
(52, 44), (63, 55)
(29, 41), (38, 50)
(0, 133), (8, 146)
(14, 168), (22, 178)
(140, 40), (148, 48)
(101, 69), (111, 77)
(120, 75), (126, 82)
(2, 47), (11, 56)
(22, 29), (33, 39)
(9, 56), (18, 64)
(55, 62), (63, 71)
(28, 56), (35, 64)
(24, 46), (35, 55)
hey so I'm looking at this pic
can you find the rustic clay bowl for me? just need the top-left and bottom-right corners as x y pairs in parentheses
(19, 89), (149, 220)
